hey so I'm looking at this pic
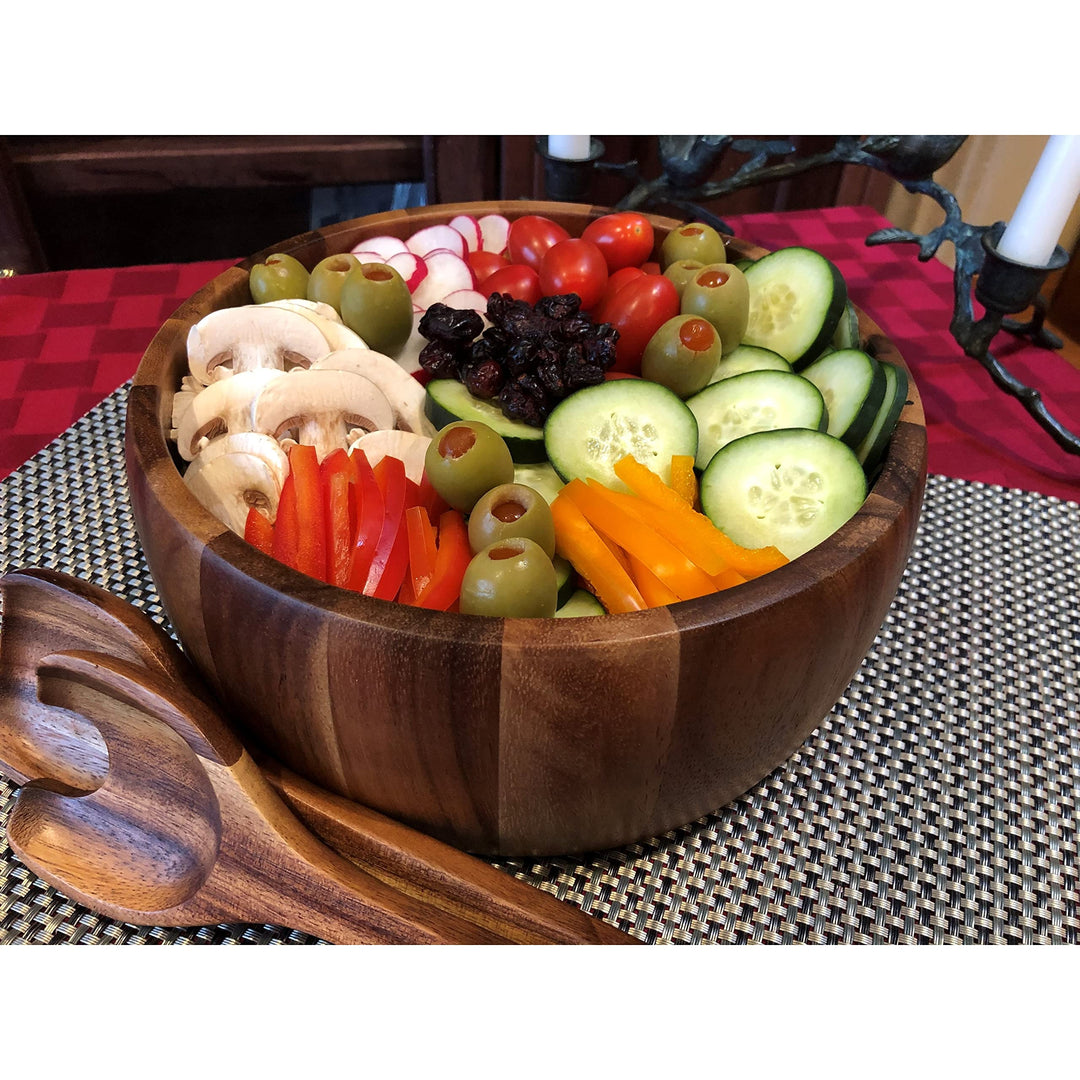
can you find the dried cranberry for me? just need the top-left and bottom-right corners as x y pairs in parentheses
(462, 359), (505, 400)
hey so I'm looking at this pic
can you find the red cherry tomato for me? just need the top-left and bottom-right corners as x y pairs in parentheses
(538, 238), (608, 310)
(506, 215), (571, 272)
(641, 261), (661, 275)
(479, 263), (542, 305)
(581, 212), (655, 272)
(598, 266), (646, 310)
(603, 371), (642, 380)
(597, 274), (681, 374)
(467, 249), (509, 284)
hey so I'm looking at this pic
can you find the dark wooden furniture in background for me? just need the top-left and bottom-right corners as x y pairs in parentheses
(3, 135), (895, 274)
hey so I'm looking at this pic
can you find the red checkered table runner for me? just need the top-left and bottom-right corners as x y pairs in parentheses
(2, 206), (1079, 500)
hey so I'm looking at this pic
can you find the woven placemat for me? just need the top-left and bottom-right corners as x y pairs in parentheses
(2, 387), (1077, 945)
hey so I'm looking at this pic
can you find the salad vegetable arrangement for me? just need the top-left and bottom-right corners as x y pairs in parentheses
(169, 210), (909, 618)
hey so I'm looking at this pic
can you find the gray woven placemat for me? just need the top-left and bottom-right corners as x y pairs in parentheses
(2, 387), (1077, 945)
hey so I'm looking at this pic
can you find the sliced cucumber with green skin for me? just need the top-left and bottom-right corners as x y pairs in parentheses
(512, 460), (565, 505)
(554, 554), (576, 607)
(708, 344), (792, 384)
(699, 428), (867, 561)
(425, 379), (547, 463)
(831, 301), (861, 351)
(800, 349), (886, 449)
(686, 370), (828, 471)
(555, 588), (606, 618)
(855, 361), (909, 475)
(543, 379), (698, 490)
(743, 247), (847, 370)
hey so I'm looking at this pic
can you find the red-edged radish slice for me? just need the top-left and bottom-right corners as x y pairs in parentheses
(386, 251), (428, 292)
(351, 235), (409, 259)
(439, 289), (487, 313)
(412, 250), (475, 310)
(405, 224), (467, 260)
(478, 214), (510, 254)
(449, 214), (483, 253)
(351, 250), (389, 264)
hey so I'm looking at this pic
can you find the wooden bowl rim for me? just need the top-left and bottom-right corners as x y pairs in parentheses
(129, 200), (928, 640)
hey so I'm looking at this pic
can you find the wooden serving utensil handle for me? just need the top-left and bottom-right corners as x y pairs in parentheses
(0, 569), (638, 945)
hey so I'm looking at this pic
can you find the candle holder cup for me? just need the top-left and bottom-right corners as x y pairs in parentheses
(535, 137), (606, 203)
(976, 222), (1070, 315)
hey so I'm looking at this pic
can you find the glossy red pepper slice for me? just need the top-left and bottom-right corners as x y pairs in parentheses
(365, 455), (411, 600)
(244, 506), (274, 555)
(404, 505), (438, 600)
(288, 444), (327, 582)
(271, 470), (299, 570)
(320, 448), (354, 588)
(347, 450), (384, 592)
(413, 509), (472, 611)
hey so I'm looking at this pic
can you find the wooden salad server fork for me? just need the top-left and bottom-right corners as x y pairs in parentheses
(0, 568), (638, 945)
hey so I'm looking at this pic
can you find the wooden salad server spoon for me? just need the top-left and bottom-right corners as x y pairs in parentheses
(0, 568), (638, 945)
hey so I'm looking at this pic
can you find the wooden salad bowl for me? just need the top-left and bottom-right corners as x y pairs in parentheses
(125, 200), (927, 857)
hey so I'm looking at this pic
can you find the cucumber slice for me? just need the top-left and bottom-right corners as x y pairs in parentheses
(554, 555), (576, 607)
(512, 460), (565, 505)
(855, 361), (909, 475)
(543, 379), (698, 490)
(708, 344), (792, 384)
(831, 301), (861, 351)
(555, 588), (606, 618)
(699, 428), (867, 561)
(743, 247), (847, 369)
(686, 370), (827, 471)
(425, 379), (547, 463)
(800, 349), (886, 449)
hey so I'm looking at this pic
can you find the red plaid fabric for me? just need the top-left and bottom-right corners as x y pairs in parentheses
(1, 207), (1079, 501)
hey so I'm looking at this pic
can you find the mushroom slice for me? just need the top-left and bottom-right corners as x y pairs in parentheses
(311, 348), (435, 437)
(253, 368), (394, 463)
(182, 432), (290, 536)
(347, 430), (431, 486)
(186, 304), (333, 384)
(175, 369), (287, 461)
(264, 299), (369, 352)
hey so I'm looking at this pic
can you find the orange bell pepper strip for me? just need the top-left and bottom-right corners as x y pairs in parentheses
(562, 479), (717, 602)
(413, 509), (472, 611)
(627, 553), (680, 609)
(287, 444), (327, 582)
(405, 505), (438, 599)
(550, 492), (647, 614)
(670, 454), (698, 508)
(272, 469), (299, 570)
(321, 448), (355, 587)
(244, 506), (274, 555)
(347, 451), (385, 592)
(613, 454), (788, 579)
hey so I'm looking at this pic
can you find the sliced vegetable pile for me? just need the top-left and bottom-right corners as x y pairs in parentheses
(169, 210), (910, 618)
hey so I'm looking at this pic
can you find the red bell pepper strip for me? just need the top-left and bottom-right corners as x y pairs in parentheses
(244, 506), (274, 555)
(320, 449), (355, 588)
(413, 509), (472, 611)
(272, 470), (299, 570)
(347, 450), (385, 592)
(288, 444), (327, 582)
(417, 470), (451, 520)
(405, 505), (438, 600)
(364, 455), (411, 600)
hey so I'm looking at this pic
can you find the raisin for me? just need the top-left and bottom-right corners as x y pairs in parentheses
(418, 340), (461, 378)
(419, 303), (484, 345)
(463, 359), (505, 400)
(536, 293), (581, 320)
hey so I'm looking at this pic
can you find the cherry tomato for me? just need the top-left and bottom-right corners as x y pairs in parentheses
(597, 274), (681, 374)
(479, 264), (542, 305)
(468, 249), (509, 284)
(598, 266), (646, 310)
(581, 212), (655, 273)
(506, 215), (571, 272)
(603, 371), (642, 380)
(641, 261), (661, 275)
(538, 238), (608, 310)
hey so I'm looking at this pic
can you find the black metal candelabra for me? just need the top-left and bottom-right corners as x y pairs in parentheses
(537, 135), (1080, 456)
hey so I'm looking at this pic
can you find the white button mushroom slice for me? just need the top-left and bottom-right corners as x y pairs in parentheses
(253, 368), (395, 463)
(186, 304), (333, 384)
(347, 430), (432, 487)
(182, 431), (290, 537)
(264, 298), (369, 352)
(310, 348), (435, 437)
(175, 369), (287, 462)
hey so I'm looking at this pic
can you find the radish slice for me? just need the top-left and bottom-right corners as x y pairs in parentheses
(412, 250), (475, 309)
(478, 214), (510, 254)
(449, 214), (483, 253)
(406, 224), (467, 260)
(351, 235), (409, 259)
(351, 250), (389, 264)
(440, 289), (487, 313)
(386, 251), (428, 292)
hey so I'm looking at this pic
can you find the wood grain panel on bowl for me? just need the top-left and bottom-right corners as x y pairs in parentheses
(125, 202), (928, 856)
